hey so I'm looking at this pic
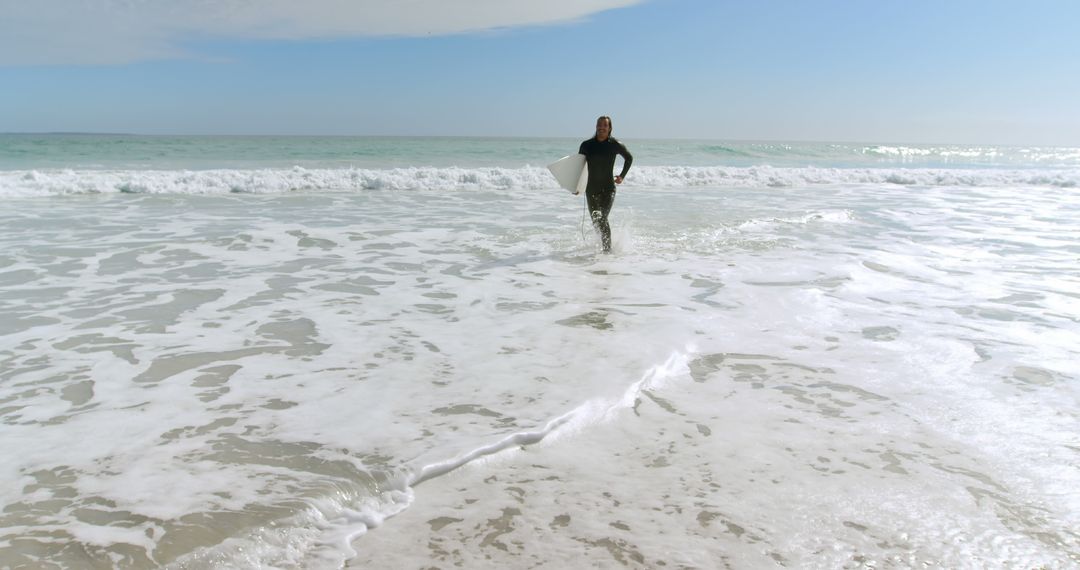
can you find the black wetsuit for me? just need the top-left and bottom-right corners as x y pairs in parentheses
(578, 136), (633, 252)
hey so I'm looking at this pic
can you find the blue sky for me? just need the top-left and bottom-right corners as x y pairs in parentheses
(2, 0), (1079, 144)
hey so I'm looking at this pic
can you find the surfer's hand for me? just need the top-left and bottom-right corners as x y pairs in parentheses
(615, 176), (624, 184)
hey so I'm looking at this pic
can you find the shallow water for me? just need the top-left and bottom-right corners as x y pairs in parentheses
(1, 138), (1079, 568)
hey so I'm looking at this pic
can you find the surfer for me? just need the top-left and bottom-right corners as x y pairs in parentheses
(579, 115), (633, 253)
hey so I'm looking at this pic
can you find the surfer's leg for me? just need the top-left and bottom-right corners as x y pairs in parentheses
(592, 209), (611, 252)
(587, 191), (615, 252)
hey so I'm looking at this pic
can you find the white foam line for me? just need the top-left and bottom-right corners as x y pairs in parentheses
(409, 407), (578, 487)
(167, 486), (415, 569)
(409, 348), (693, 487)
(168, 350), (694, 569)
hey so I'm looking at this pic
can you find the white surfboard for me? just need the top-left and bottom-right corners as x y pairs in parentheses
(547, 153), (588, 195)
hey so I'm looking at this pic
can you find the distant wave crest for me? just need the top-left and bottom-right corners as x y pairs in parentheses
(3, 165), (1078, 196)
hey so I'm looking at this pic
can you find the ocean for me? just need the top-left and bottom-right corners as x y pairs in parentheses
(0, 135), (1078, 569)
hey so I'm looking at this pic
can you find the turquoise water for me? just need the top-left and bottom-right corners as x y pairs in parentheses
(3, 133), (1080, 171)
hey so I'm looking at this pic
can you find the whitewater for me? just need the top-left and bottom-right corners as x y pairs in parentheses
(0, 135), (1077, 569)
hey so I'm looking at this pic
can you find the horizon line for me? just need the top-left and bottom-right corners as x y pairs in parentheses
(2, 132), (1077, 148)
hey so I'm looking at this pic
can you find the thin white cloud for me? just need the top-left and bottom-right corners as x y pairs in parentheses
(0, 0), (642, 65)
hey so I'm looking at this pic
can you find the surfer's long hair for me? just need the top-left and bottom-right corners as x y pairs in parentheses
(595, 115), (613, 139)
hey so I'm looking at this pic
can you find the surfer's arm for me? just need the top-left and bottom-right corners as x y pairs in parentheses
(616, 142), (633, 179)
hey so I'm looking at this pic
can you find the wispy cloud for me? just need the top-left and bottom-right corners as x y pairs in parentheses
(0, 0), (642, 65)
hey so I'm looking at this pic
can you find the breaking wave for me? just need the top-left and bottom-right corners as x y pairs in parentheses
(3, 165), (1078, 197)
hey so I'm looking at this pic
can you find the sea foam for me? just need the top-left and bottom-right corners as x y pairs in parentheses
(2, 164), (1079, 197)
(2, 160), (1078, 568)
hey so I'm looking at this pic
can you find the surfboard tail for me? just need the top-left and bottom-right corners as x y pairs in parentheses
(547, 153), (587, 194)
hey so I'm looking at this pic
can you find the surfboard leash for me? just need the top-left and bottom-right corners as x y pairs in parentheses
(580, 195), (590, 243)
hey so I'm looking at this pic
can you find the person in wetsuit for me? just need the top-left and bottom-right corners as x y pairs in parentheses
(579, 115), (633, 253)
